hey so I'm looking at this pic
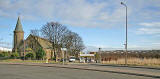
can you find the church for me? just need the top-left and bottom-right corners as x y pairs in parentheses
(12, 17), (54, 59)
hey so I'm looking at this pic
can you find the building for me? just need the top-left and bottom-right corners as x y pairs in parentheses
(12, 16), (24, 53)
(79, 53), (95, 63)
(12, 17), (56, 59)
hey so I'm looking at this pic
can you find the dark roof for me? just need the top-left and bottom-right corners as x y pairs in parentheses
(14, 16), (23, 32)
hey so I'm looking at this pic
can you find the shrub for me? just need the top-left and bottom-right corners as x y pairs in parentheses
(25, 52), (35, 60)
(36, 48), (46, 60)
(0, 53), (4, 57)
(52, 57), (56, 60)
(1, 52), (10, 57)
(10, 52), (19, 59)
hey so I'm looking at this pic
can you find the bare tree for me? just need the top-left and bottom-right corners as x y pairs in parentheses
(30, 29), (40, 37)
(63, 31), (85, 58)
(41, 22), (69, 61)
(71, 32), (85, 58)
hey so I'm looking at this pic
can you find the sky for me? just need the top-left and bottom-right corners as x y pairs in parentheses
(0, 0), (160, 51)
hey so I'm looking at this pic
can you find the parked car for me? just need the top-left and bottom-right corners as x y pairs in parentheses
(69, 56), (76, 62)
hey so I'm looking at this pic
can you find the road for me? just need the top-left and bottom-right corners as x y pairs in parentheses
(74, 64), (160, 76)
(0, 64), (159, 79)
(91, 64), (160, 73)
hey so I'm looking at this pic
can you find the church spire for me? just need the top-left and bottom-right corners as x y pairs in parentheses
(14, 16), (23, 32)
(13, 16), (24, 53)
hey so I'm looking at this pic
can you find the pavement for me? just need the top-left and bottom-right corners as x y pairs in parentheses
(0, 62), (160, 79)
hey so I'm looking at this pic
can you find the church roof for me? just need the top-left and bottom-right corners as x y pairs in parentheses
(14, 16), (23, 32)
(28, 34), (52, 49)
(36, 36), (52, 49)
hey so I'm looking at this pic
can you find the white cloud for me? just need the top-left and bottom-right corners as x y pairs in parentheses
(139, 22), (160, 27)
(0, 0), (127, 28)
(152, 43), (160, 45)
(137, 27), (160, 34)
(1, 0), (160, 28)
(137, 22), (160, 34)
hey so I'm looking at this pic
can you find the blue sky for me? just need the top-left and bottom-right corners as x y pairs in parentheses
(0, 0), (160, 51)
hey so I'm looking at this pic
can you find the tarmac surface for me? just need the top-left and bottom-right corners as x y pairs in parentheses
(0, 63), (160, 79)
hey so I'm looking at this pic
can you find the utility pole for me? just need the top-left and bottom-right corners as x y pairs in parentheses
(99, 48), (101, 63)
(121, 2), (128, 65)
(23, 40), (25, 61)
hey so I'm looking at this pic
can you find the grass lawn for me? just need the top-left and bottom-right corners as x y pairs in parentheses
(0, 59), (58, 64)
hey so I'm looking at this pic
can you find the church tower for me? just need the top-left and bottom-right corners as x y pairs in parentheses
(12, 16), (24, 52)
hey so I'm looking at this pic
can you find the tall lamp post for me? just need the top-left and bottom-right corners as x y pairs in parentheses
(23, 40), (25, 61)
(121, 2), (128, 65)
(98, 48), (101, 63)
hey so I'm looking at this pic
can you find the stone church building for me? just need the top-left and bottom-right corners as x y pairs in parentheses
(12, 17), (53, 59)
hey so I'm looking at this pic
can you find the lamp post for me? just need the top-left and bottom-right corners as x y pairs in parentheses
(99, 48), (101, 63)
(23, 40), (25, 61)
(121, 2), (128, 65)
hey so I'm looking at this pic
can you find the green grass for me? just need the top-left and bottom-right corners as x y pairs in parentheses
(0, 59), (58, 64)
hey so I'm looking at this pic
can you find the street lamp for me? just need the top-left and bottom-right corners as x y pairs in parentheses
(98, 48), (101, 63)
(121, 2), (128, 65)
(23, 40), (25, 61)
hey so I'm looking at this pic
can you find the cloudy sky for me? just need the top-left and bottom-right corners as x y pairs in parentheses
(0, 0), (160, 51)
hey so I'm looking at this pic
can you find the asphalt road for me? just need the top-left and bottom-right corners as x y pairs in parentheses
(77, 64), (160, 75)
(0, 64), (158, 79)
